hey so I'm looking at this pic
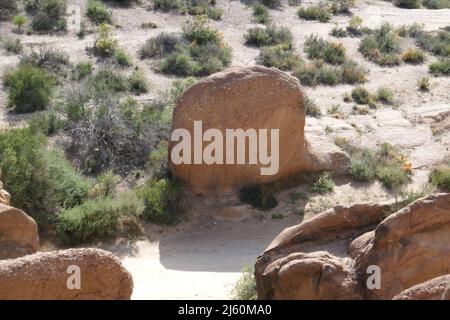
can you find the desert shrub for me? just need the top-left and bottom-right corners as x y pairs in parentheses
(1, 37), (23, 54)
(0, 0), (18, 21)
(304, 35), (346, 64)
(429, 57), (450, 75)
(31, 0), (67, 32)
(28, 111), (64, 135)
(20, 46), (70, 74)
(422, 0), (450, 9)
(244, 24), (293, 47)
(417, 76), (430, 91)
(311, 171), (335, 194)
(359, 23), (402, 66)
(72, 61), (93, 80)
(57, 192), (144, 244)
(346, 16), (368, 37)
(239, 183), (278, 211)
(153, 0), (182, 11)
(135, 178), (184, 223)
(348, 143), (411, 188)
(429, 166), (450, 190)
(401, 48), (426, 64)
(253, 4), (269, 24)
(89, 170), (121, 197)
(232, 266), (257, 300)
(160, 52), (199, 76)
(94, 23), (118, 57)
(12, 14), (28, 31)
(140, 32), (181, 59)
(43, 148), (91, 209)
(89, 65), (128, 93)
(87, 0), (112, 24)
(398, 22), (424, 38)
(351, 86), (375, 106)
(330, 0), (355, 15)
(261, 0), (281, 8)
(376, 87), (394, 104)
(258, 44), (301, 70)
(0, 127), (89, 226)
(304, 96), (322, 117)
(206, 7), (223, 20)
(415, 30), (450, 57)
(394, 0), (422, 8)
(297, 3), (332, 22)
(141, 22), (158, 29)
(340, 60), (367, 83)
(331, 25), (347, 38)
(115, 48), (132, 66)
(3, 64), (54, 113)
(128, 69), (149, 94)
(293, 61), (341, 86)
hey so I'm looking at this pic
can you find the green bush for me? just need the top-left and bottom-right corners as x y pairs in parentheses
(304, 96), (322, 117)
(87, 0), (112, 24)
(262, 0), (281, 9)
(376, 87), (394, 104)
(90, 170), (121, 197)
(207, 7), (223, 20)
(297, 3), (332, 22)
(28, 111), (64, 135)
(429, 57), (450, 75)
(94, 23), (118, 57)
(115, 48), (132, 66)
(340, 60), (367, 83)
(232, 266), (257, 300)
(351, 86), (375, 106)
(348, 143), (411, 188)
(128, 69), (149, 94)
(304, 35), (347, 64)
(293, 61), (341, 86)
(3, 64), (54, 113)
(331, 25), (347, 38)
(401, 48), (426, 64)
(20, 46), (70, 74)
(244, 24), (293, 47)
(161, 52), (199, 76)
(330, 0), (355, 14)
(57, 192), (144, 244)
(12, 14), (27, 31)
(88, 65), (127, 94)
(394, 0), (422, 8)
(253, 4), (270, 24)
(72, 61), (93, 80)
(415, 30), (450, 57)
(359, 23), (402, 66)
(135, 178), (184, 224)
(417, 76), (430, 91)
(311, 171), (335, 194)
(0, 127), (89, 226)
(31, 0), (67, 32)
(429, 166), (450, 190)
(258, 44), (302, 70)
(239, 184), (278, 211)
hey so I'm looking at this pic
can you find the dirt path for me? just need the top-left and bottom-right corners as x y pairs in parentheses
(105, 214), (301, 299)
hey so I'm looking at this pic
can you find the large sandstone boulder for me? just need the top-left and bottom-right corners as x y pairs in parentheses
(265, 202), (392, 253)
(169, 66), (348, 194)
(0, 248), (133, 299)
(0, 204), (39, 259)
(350, 193), (450, 299)
(256, 251), (362, 299)
(393, 275), (450, 300)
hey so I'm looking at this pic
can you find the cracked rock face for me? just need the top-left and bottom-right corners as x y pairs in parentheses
(256, 193), (450, 300)
(0, 248), (134, 300)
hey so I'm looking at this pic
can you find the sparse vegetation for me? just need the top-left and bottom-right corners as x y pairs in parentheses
(429, 165), (450, 191)
(429, 57), (450, 75)
(297, 3), (332, 23)
(304, 96), (322, 117)
(359, 23), (402, 66)
(30, 0), (67, 32)
(401, 48), (426, 64)
(253, 4), (270, 24)
(258, 44), (302, 70)
(417, 76), (430, 91)
(232, 266), (257, 300)
(376, 87), (394, 105)
(311, 171), (335, 194)
(245, 24), (293, 47)
(304, 35), (346, 65)
(87, 0), (112, 24)
(1, 37), (23, 54)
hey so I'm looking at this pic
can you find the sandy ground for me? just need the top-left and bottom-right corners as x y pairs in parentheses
(1, 0), (449, 299)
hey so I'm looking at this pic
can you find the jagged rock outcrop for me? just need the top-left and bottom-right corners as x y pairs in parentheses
(169, 66), (349, 194)
(0, 248), (134, 300)
(0, 204), (39, 260)
(255, 193), (450, 300)
(393, 275), (450, 300)
(350, 193), (450, 299)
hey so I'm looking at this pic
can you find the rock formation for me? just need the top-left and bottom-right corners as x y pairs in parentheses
(0, 180), (10, 206)
(0, 248), (134, 300)
(169, 66), (349, 194)
(0, 204), (40, 259)
(393, 275), (450, 300)
(255, 193), (450, 300)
